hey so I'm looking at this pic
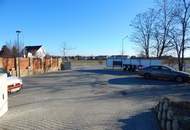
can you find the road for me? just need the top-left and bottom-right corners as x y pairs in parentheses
(0, 67), (189, 130)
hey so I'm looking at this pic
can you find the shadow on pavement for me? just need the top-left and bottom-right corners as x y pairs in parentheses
(21, 69), (190, 102)
(108, 77), (181, 86)
(77, 69), (136, 76)
(118, 111), (160, 130)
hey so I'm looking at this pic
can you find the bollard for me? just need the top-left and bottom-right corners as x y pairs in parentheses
(158, 110), (162, 121)
(163, 97), (170, 103)
(162, 110), (167, 120)
(167, 109), (173, 120)
(159, 102), (163, 112)
(161, 119), (166, 130)
(172, 119), (179, 130)
(155, 104), (159, 112)
(163, 101), (169, 111)
(166, 120), (172, 130)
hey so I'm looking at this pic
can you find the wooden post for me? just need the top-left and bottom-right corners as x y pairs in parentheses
(16, 57), (19, 77)
(50, 57), (53, 71)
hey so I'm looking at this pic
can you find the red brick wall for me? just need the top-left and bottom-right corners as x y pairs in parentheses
(0, 57), (61, 76)
(2, 58), (15, 71)
(52, 58), (58, 68)
(0, 58), (3, 67)
(45, 58), (51, 67)
(44, 58), (51, 72)
(33, 58), (42, 72)
(20, 58), (29, 70)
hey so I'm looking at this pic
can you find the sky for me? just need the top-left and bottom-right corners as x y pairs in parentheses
(0, 0), (157, 56)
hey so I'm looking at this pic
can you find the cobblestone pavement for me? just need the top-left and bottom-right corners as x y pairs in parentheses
(0, 67), (189, 130)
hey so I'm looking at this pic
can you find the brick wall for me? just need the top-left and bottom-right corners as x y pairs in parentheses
(44, 58), (51, 72)
(19, 58), (30, 76)
(0, 57), (62, 77)
(2, 58), (15, 71)
(52, 58), (58, 70)
(33, 58), (43, 74)
(0, 58), (3, 68)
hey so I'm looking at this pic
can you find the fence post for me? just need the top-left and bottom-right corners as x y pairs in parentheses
(40, 58), (43, 73)
(56, 57), (58, 70)
(16, 57), (19, 77)
(44, 57), (46, 72)
(30, 58), (33, 75)
(58, 58), (62, 70)
(50, 57), (53, 71)
(42, 58), (44, 73)
(0, 58), (3, 68)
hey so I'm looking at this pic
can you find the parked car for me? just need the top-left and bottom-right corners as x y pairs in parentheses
(138, 65), (190, 82)
(0, 68), (23, 93)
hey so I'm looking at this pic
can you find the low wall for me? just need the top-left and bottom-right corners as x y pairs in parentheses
(0, 74), (8, 117)
(0, 57), (62, 77)
(154, 98), (190, 130)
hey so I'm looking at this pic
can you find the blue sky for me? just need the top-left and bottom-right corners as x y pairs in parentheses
(0, 0), (155, 56)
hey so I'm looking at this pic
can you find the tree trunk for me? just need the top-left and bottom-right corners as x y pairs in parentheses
(180, 23), (186, 71)
(145, 48), (149, 58)
(178, 57), (183, 71)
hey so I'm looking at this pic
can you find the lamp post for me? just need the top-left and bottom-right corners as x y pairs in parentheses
(121, 35), (128, 56)
(121, 35), (128, 69)
(16, 30), (21, 77)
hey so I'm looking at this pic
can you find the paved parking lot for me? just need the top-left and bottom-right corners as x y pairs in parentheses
(0, 67), (189, 130)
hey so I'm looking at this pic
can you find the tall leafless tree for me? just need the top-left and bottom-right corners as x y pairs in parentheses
(152, 0), (176, 58)
(131, 9), (157, 58)
(152, 25), (163, 57)
(171, 0), (190, 71)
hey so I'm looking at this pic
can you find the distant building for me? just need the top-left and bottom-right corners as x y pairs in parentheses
(95, 55), (108, 60)
(109, 55), (128, 59)
(23, 45), (46, 58)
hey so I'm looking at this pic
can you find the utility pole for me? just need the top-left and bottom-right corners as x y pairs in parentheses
(62, 42), (75, 61)
(62, 42), (66, 58)
(121, 35), (128, 56)
(16, 30), (21, 77)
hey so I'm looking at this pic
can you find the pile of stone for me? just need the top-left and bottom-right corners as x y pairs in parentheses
(154, 97), (190, 130)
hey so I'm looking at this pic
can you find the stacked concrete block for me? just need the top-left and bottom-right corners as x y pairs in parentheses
(154, 98), (179, 130)
(154, 97), (190, 130)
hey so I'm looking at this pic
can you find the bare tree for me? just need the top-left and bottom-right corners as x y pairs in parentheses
(0, 40), (20, 58)
(0, 45), (12, 57)
(12, 45), (19, 57)
(171, 0), (190, 71)
(152, 26), (163, 57)
(152, 0), (176, 57)
(131, 9), (156, 58)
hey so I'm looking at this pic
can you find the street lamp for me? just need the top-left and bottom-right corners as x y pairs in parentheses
(121, 35), (128, 56)
(16, 30), (22, 77)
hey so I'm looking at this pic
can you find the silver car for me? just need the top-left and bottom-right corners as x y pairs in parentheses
(138, 65), (190, 82)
